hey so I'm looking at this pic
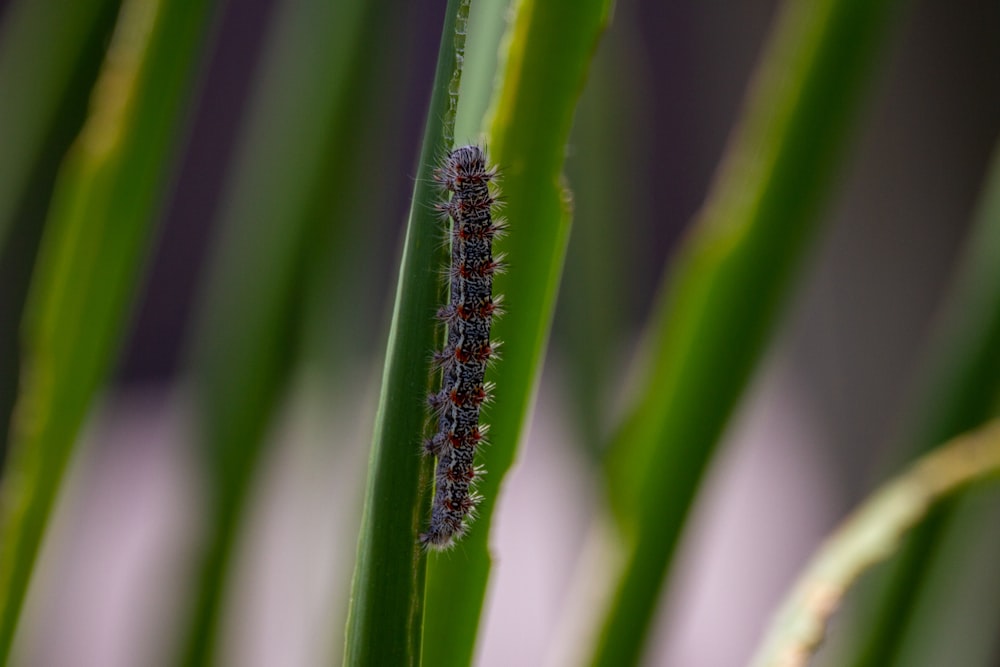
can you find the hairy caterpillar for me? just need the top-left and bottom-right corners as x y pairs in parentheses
(420, 145), (505, 550)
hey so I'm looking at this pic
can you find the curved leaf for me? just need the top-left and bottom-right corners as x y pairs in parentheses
(750, 419), (1000, 667)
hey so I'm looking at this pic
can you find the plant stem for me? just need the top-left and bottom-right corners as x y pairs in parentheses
(749, 419), (1000, 667)
(849, 141), (1000, 667)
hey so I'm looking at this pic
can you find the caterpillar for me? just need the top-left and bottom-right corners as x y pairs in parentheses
(420, 145), (505, 550)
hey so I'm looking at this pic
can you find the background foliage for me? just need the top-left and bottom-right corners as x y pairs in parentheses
(0, 0), (997, 665)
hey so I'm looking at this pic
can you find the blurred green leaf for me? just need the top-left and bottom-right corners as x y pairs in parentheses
(849, 143), (1000, 667)
(556, 16), (645, 457)
(342, 0), (470, 664)
(420, 0), (612, 664)
(591, 0), (900, 664)
(879, 484), (1000, 667)
(0, 0), (215, 662)
(0, 0), (119, 249)
(0, 0), (120, 471)
(176, 0), (391, 664)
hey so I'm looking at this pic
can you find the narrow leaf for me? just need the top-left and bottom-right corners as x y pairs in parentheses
(420, 0), (613, 664)
(0, 0), (120, 471)
(0, 0), (119, 248)
(343, 0), (470, 664)
(176, 0), (385, 663)
(0, 0), (215, 661)
(591, 0), (900, 664)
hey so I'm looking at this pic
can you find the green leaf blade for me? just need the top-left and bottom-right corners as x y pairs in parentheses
(342, 1), (470, 665)
(591, 0), (901, 664)
(0, 0), (216, 662)
(0, 0), (120, 475)
(173, 0), (397, 663)
(0, 0), (120, 249)
(421, 0), (612, 665)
